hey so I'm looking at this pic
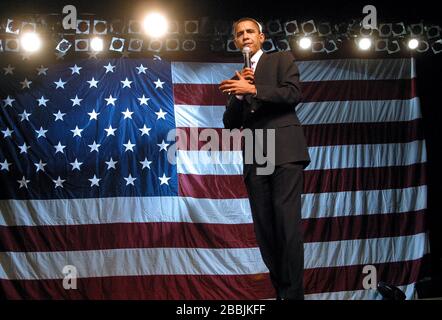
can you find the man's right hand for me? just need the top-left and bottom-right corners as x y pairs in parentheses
(241, 67), (255, 84)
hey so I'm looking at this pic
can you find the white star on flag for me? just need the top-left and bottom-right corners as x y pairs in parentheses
(20, 78), (32, 89)
(54, 142), (66, 154)
(71, 126), (83, 137)
(70, 64), (82, 74)
(36, 65), (48, 75)
(35, 127), (48, 138)
(37, 96), (49, 106)
(138, 94), (150, 106)
(155, 108), (167, 120)
(18, 143), (30, 154)
(159, 173), (171, 185)
(124, 174), (137, 186)
(34, 160), (47, 172)
(19, 110), (31, 122)
(104, 62), (116, 73)
(87, 77), (99, 88)
(121, 78), (133, 88)
(136, 64), (148, 74)
(89, 175), (101, 187)
(122, 108), (134, 119)
(53, 176), (66, 188)
(157, 140), (169, 151)
(2, 128), (13, 138)
(88, 141), (101, 152)
(104, 125), (117, 136)
(105, 95), (117, 106)
(140, 158), (152, 170)
(70, 95), (83, 106)
(88, 109), (100, 120)
(70, 158), (83, 171)
(3, 96), (15, 107)
(154, 78), (165, 89)
(139, 125), (151, 136)
(21, 52), (32, 60)
(54, 78), (67, 89)
(18, 176), (30, 189)
(123, 140), (136, 152)
(0, 160), (12, 171)
(3, 64), (14, 75)
(105, 158), (118, 170)
(53, 110), (66, 121)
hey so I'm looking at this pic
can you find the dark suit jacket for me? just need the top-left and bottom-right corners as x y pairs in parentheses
(222, 51), (311, 168)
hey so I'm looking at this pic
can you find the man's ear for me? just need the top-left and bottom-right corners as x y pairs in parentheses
(259, 33), (265, 45)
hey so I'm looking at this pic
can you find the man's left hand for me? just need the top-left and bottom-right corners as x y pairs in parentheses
(219, 71), (257, 96)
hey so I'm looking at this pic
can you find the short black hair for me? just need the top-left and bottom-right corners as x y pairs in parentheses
(232, 17), (263, 36)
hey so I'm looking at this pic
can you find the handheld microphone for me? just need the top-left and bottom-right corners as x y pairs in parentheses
(242, 47), (251, 68)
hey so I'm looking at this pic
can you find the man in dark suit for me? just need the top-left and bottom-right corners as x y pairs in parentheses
(219, 17), (310, 300)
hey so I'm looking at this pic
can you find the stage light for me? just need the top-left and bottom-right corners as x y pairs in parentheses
(21, 22), (37, 33)
(226, 39), (239, 52)
(110, 19), (124, 34)
(128, 38), (143, 52)
(0, 40), (3, 52)
(318, 22), (332, 37)
(407, 38), (419, 50)
(409, 23), (424, 37)
(375, 39), (388, 51)
(427, 25), (441, 39)
(93, 20), (107, 35)
(387, 40), (400, 54)
(168, 20), (179, 34)
(90, 37), (103, 51)
(276, 39), (290, 51)
(143, 13), (168, 38)
(182, 39), (196, 51)
(266, 20), (282, 35)
(416, 40), (429, 52)
(210, 37), (225, 51)
(312, 41), (325, 53)
(262, 38), (276, 52)
(284, 20), (299, 35)
(324, 39), (339, 53)
(128, 20), (142, 34)
(184, 20), (199, 34)
(56, 39), (72, 53)
(359, 26), (373, 37)
(299, 37), (312, 49)
(165, 38), (180, 51)
(379, 23), (392, 37)
(301, 20), (317, 35)
(75, 39), (89, 51)
(5, 39), (19, 52)
(109, 37), (125, 52)
(335, 22), (350, 36)
(147, 39), (163, 52)
(6, 19), (20, 34)
(76, 19), (90, 34)
(20, 32), (41, 52)
(392, 22), (406, 36)
(431, 39), (442, 54)
(358, 37), (372, 50)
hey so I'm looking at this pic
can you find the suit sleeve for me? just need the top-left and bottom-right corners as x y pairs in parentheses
(222, 95), (244, 129)
(251, 52), (302, 107)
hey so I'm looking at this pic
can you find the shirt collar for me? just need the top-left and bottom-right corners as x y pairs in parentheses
(251, 49), (264, 66)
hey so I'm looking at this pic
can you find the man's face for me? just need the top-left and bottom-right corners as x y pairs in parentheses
(234, 20), (265, 55)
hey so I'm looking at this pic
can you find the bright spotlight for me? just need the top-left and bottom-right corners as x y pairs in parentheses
(358, 37), (372, 50)
(143, 13), (168, 38)
(20, 32), (41, 52)
(408, 39), (419, 50)
(90, 37), (104, 51)
(299, 37), (312, 49)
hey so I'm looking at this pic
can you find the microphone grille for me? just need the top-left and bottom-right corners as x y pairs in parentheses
(242, 47), (251, 54)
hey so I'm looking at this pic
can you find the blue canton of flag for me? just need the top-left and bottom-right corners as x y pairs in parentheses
(0, 58), (177, 200)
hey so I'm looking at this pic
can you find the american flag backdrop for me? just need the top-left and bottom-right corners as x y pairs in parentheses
(0, 55), (428, 299)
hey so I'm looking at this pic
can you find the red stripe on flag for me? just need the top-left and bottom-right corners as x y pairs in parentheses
(173, 79), (417, 105)
(178, 164), (426, 198)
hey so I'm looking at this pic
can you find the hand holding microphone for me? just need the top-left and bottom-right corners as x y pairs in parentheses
(241, 47), (255, 84)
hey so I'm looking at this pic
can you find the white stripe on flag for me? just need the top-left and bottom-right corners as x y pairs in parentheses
(171, 58), (415, 84)
(174, 99), (422, 128)
(305, 233), (429, 269)
(0, 247), (267, 280)
(0, 186), (426, 226)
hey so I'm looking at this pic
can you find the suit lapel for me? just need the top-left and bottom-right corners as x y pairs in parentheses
(254, 52), (267, 84)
